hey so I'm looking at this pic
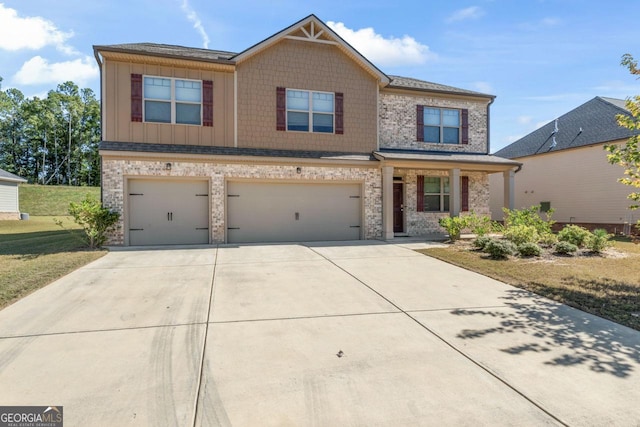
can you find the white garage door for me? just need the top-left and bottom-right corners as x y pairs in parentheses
(227, 181), (361, 243)
(128, 179), (209, 245)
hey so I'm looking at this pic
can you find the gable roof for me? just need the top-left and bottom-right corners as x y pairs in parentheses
(0, 168), (27, 183)
(387, 75), (494, 99)
(232, 14), (390, 85)
(495, 97), (637, 159)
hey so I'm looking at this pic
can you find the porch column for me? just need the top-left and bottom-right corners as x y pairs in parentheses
(382, 165), (394, 240)
(503, 169), (515, 210)
(449, 168), (460, 217)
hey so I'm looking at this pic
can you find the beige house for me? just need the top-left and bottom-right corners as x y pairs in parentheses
(95, 14), (519, 246)
(0, 168), (27, 220)
(490, 97), (638, 233)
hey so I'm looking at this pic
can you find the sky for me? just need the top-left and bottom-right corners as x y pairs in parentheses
(0, 0), (639, 153)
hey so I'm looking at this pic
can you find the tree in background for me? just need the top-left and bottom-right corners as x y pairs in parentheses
(606, 54), (640, 227)
(0, 77), (101, 186)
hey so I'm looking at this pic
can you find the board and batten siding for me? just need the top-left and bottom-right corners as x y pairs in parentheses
(0, 181), (19, 212)
(102, 60), (235, 147)
(489, 141), (638, 224)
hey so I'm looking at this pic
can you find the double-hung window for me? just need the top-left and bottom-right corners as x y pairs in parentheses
(144, 77), (202, 125)
(286, 89), (334, 133)
(424, 108), (459, 144)
(423, 177), (450, 212)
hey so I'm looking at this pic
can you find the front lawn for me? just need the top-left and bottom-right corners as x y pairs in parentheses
(0, 216), (106, 310)
(418, 239), (640, 331)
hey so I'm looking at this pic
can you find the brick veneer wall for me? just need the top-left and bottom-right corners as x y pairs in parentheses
(101, 158), (382, 245)
(400, 170), (490, 235)
(379, 92), (490, 153)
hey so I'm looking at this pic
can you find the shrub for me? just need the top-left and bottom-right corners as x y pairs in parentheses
(465, 211), (493, 237)
(60, 195), (120, 248)
(484, 239), (516, 259)
(502, 205), (555, 235)
(439, 216), (468, 241)
(555, 241), (578, 255)
(517, 242), (542, 257)
(472, 235), (493, 250)
(558, 225), (591, 247)
(538, 232), (558, 248)
(586, 228), (612, 253)
(503, 224), (540, 246)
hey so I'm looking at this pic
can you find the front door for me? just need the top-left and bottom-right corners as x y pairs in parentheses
(393, 182), (404, 233)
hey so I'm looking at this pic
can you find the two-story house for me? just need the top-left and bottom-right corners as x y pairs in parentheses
(94, 14), (519, 246)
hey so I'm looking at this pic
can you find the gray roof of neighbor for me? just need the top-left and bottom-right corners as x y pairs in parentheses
(99, 141), (376, 161)
(0, 168), (27, 183)
(495, 96), (637, 159)
(387, 75), (494, 98)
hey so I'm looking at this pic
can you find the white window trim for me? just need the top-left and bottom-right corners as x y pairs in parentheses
(424, 177), (450, 212)
(285, 88), (335, 133)
(143, 75), (203, 126)
(423, 107), (461, 144)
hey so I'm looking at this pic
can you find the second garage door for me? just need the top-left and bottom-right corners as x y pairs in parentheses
(227, 181), (361, 243)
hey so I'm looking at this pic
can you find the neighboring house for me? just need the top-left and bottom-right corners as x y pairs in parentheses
(0, 168), (27, 220)
(490, 96), (638, 233)
(94, 14), (519, 246)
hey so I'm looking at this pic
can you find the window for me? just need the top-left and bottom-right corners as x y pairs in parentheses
(540, 202), (551, 212)
(143, 77), (202, 125)
(424, 108), (459, 144)
(423, 177), (450, 212)
(286, 89), (334, 133)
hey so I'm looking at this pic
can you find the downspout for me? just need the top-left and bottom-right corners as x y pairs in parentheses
(486, 97), (495, 154)
(93, 48), (104, 202)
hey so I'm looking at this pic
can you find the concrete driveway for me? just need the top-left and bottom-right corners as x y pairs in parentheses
(1, 241), (639, 426)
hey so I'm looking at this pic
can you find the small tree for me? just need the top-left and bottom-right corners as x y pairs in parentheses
(65, 195), (119, 248)
(605, 54), (640, 228)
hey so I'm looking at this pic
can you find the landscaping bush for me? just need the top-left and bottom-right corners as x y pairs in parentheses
(439, 216), (468, 241)
(503, 224), (540, 246)
(555, 241), (578, 255)
(586, 228), (612, 253)
(558, 225), (591, 247)
(464, 211), (493, 237)
(538, 232), (558, 248)
(472, 235), (493, 250)
(484, 239), (516, 259)
(502, 205), (555, 235)
(517, 242), (542, 257)
(57, 195), (120, 249)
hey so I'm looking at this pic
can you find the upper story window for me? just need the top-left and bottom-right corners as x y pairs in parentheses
(276, 87), (344, 135)
(287, 89), (334, 133)
(144, 77), (202, 125)
(417, 105), (468, 145)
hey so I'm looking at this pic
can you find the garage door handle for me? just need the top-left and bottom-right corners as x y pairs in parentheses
(350, 225), (360, 228)
(130, 228), (144, 231)
(167, 212), (173, 221)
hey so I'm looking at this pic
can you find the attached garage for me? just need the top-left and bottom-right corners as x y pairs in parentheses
(128, 179), (209, 245)
(227, 181), (362, 243)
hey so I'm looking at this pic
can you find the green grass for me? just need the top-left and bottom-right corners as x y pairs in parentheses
(418, 240), (640, 331)
(20, 184), (100, 216)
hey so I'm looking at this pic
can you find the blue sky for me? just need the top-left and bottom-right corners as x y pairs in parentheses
(1, 0), (638, 152)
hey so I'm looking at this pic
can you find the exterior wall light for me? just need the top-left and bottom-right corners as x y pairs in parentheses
(165, 163), (172, 171)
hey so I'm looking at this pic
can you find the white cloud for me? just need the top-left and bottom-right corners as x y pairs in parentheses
(13, 56), (98, 86)
(180, 0), (210, 49)
(327, 21), (434, 67)
(472, 81), (494, 94)
(519, 17), (561, 31)
(446, 6), (484, 23)
(0, 4), (77, 54)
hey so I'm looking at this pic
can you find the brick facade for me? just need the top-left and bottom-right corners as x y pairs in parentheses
(101, 158), (383, 245)
(379, 92), (490, 153)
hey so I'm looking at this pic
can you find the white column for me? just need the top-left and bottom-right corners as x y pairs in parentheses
(382, 165), (394, 240)
(449, 168), (460, 217)
(503, 169), (515, 210)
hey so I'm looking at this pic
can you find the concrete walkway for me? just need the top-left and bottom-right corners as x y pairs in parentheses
(0, 241), (639, 426)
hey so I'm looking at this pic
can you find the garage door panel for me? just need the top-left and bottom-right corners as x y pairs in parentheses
(128, 179), (209, 246)
(227, 182), (361, 243)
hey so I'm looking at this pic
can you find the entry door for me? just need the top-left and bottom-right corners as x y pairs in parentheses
(393, 183), (404, 233)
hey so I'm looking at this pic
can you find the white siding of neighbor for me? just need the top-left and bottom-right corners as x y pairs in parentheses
(489, 141), (638, 225)
(0, 181), (19, 212)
